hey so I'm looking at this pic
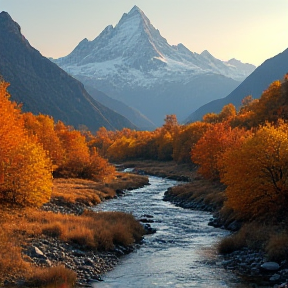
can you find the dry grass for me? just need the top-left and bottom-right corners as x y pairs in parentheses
(52, 178), (113, 205)
(218, 222), (276, 254)
(0, 172), (148, 286)
(0, 207), (145, 285)
(27, 265), (76, 288)
(265, 233), (288, 261)
(52, 172), (149, 206)
(21, 209), (145, 250)
(167, 178), (225, 210)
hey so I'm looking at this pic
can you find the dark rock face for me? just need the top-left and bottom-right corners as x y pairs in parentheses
(0, 11), (136, 132)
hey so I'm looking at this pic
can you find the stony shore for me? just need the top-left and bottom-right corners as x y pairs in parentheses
(26, 196), (155, 287)
(124, 160), (288, 288)
(6, 161), (287, 288)
(2, 173), (153, 288)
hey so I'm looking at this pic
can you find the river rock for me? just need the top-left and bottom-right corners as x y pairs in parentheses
(27, 246), (46, 259)
(143, 223), (156, 234)
(227, 220), (241, 231)
(269, 273), (280, 282)
(261, 262), (280, 271)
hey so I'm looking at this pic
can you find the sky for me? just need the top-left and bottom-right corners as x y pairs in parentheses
(1, 0), (288, 67)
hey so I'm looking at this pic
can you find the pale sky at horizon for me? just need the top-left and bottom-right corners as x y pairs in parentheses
(1, 0), (288, 66)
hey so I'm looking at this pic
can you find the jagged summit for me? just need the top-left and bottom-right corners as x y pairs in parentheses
(0, 11), (137, 132)
(129, 5), (142, 13)
(53, 6), (256, 125)
(0, 11), (13, 22)
(55, 6), (254, 79)
(56, 5), (167, 70)
(0, 11), (21, 36)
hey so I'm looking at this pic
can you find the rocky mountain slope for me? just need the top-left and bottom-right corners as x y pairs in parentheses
(54, 6), (255, 126)
(0, 11), (136, 132)
(84, 85), (156, 130)
(185, 47), (288, 123)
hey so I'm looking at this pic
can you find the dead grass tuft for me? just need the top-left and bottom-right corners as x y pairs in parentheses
(42, 222), (63, 237)
(218, 234), (246, 254)
(218, 222), (275, 254)
(27, 265), (76, 288)
(265, 233), (288, 262)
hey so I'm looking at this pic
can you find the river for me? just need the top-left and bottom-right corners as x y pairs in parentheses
(92, 175), (248, 288)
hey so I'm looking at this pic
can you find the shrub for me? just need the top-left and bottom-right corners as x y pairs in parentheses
(218, 222), (274, 254)
(265, 233), (288, 262)
(218, 233), (246, 254)
(27, 265), (76, 287)
(0, 230), (29, 278)
(42, 222), (63, 237)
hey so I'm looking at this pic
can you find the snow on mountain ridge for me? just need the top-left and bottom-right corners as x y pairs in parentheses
(55, 5), (255, 86)
(52, 6), (257, 126)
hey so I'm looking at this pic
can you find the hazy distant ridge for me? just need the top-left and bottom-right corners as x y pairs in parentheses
(185, 47), (288, 123)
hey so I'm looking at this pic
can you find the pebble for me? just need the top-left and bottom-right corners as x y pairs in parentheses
(19, 195), (148, 287)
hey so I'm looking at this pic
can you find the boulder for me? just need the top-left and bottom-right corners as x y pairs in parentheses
(26, 246), (46, 259)
(261, 262), (280, 271)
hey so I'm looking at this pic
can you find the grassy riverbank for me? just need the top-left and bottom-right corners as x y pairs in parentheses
(0, 172), (149, 287)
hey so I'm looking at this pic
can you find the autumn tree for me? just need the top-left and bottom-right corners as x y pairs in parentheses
(221, 122), (288, 219)
(156, 115), (179, 160)
(1, 138), (52, 206)
(83, 148), (116, 182)
(173, 122), (210, 163)
(232, 79), (288, 129)
(87, 127), (115, 158)
(203, 104), (237, 124)
(54, 121), (90, 178)
(107, 136), (133, 162)
(191, 123), (249, 179)
(23, 113), (64, 168)
(0, 82), (52, 206)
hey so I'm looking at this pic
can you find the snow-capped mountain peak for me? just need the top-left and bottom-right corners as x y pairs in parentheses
(53, 6), (256, 126)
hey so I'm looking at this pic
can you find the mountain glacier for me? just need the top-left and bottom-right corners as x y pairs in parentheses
(54, 5), (255, 126)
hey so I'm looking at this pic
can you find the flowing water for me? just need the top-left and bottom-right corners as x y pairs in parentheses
(92, 175), (247, 288)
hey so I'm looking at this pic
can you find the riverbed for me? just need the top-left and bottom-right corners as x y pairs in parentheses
(92, 176), (250, 288)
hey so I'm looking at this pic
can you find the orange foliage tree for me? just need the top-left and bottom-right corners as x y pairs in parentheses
(232, 79), (288, 129)
(0, 82), (52, 206)
(191, 123), (249, 180)
(54, 121), (90, 178)
(23, 113), (64, 168)
(87, 127), (114, 157)
(83, 148), (116, 182)
(173, 121), (210, 163)
(220, 122), (288, 219)
(203, 104), (237, 124)
(2, 139), (52, 206)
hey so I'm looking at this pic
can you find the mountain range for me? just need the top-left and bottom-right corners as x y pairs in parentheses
(185, 48), (288, 123)
(54, 5), (255, 126)
(0, 11), (137, 132)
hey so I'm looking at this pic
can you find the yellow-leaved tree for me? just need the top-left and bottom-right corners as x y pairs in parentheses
(2, 138), (52, 206)
(0, 82), (52, 206)
(23, 113), (65, 168)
